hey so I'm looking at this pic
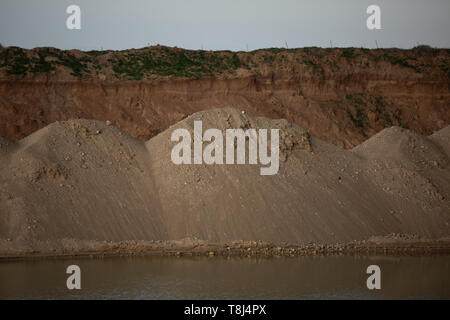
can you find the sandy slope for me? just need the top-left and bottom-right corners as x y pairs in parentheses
(0, 108), (449, 255)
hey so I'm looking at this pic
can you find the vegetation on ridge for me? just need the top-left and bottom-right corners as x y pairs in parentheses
(0, 45), (448, 80)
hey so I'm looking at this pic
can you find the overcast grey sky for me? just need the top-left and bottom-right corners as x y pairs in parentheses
(0, 0), (449, 51)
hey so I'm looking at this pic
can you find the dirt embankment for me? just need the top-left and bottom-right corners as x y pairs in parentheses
(0, 108), (449, 258)
(0, 46), (449, 149)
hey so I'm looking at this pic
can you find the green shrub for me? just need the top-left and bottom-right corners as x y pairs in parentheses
(374, 53), (421, 72)
(341, 48), (358, 59)
(3, 48), (30, 75)
(347, 108), (367, 128)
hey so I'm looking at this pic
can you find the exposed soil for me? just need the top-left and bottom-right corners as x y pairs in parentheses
(0, 108), (449, 258)
(1, 46), (449, 149)
(2, 238), (450, 261)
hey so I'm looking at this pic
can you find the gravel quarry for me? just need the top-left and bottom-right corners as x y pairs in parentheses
(0, 108), (449, 258)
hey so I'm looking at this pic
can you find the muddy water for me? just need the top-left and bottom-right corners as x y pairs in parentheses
(0, 255), (449, 299)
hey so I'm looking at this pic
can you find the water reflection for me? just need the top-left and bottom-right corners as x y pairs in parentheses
(0, 255), (449, 299)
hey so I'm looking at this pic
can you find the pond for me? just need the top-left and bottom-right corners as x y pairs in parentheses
(0, 254), (449, 299)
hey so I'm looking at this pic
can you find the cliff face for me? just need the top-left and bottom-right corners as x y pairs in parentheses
(0, 46), (449, 148)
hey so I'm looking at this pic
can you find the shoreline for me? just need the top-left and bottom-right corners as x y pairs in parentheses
(1, 239), (450, 262)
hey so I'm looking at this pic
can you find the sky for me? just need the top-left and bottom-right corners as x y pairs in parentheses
(0, 0), (449, 51)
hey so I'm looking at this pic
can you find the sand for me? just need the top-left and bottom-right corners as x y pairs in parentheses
(0, 108), (449, 258)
